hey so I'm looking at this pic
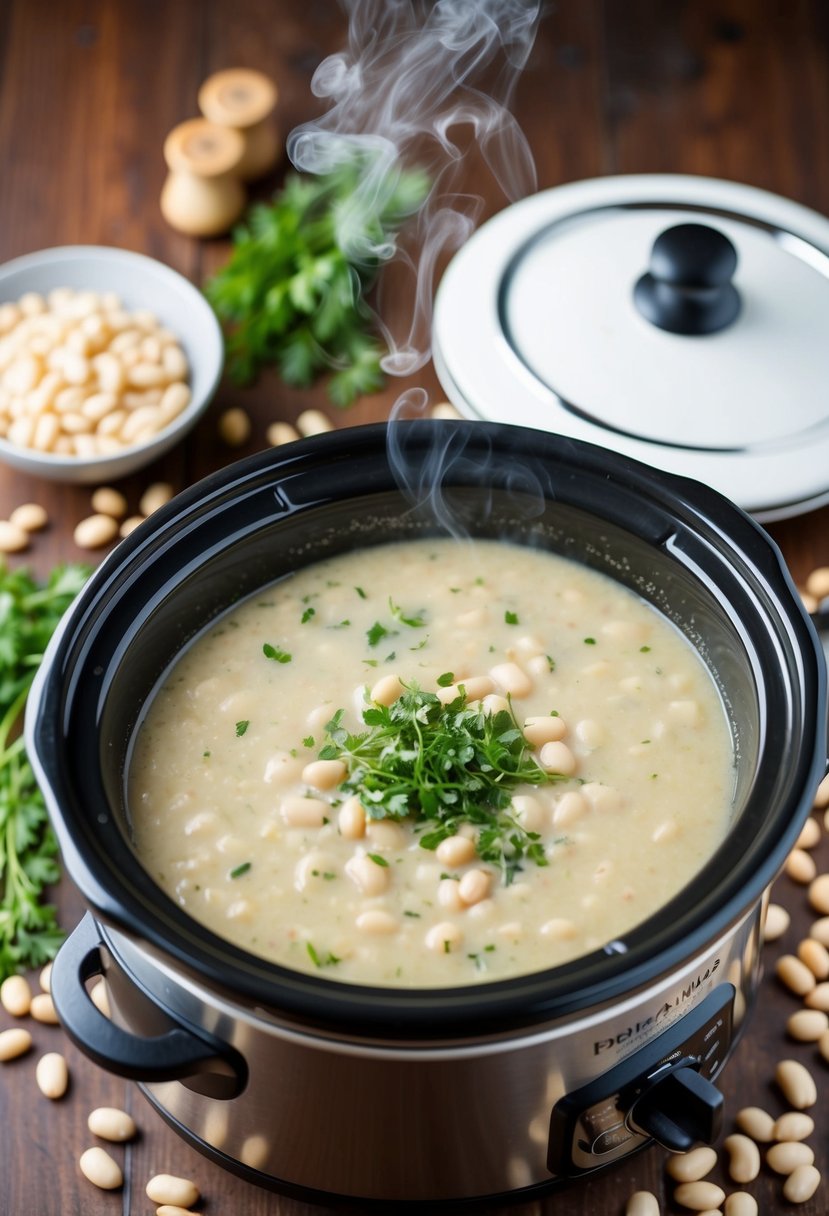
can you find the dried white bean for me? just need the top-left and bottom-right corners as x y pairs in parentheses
(767, 1140), (815, 1174)
(661, 1147), (714, 1186)
(36, 1051), (68, 1099)
(90, 486), (128, 518)
(159, 381), (190, 420)
(808, 871), (829, 913)
(798, 936), (829, 978)
(783, 1164), (821, 1204)
(673, 1181), (725, 1211)
(0, 1027), (32, 1061)
(87, 1106), (138, 1141)
(296, 408), (333, 436)
(119, 515), (144, 538)
(724, 1195), (757, 1216)
(625, 1192), (659, 1216)
(786, 848), (817, 884)
(723, 1133), (760, 1183)
(218, 406), (251, 446)
(89, 978), (111, 1018)
(776, 954), (816, 996)
(775, 1058), (817, 1108)
(763, 902), (790, 942)
(79, 1146), (123, 1190)
(786, 1007), (829, 1041)
(266, 420), (300, 446)
(0, 520), (29, 553)
(773, 1111), (814, 1141)
(0, 974), (31, 1017)
(9, 502), (48, 532)
(139, 481), (174, 516)
(145, 1174), (200, 1206)
(796, 817), (821, 849)
(735, 1105), (776, 1141)
(804, 981), (829, 1011)
(30, 992), (59, 1024)
(73, 514), (119, 550)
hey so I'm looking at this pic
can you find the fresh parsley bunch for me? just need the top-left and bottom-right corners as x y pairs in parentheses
(321, 682), (564, 884)
(205, 159), (430, 405)
(0, 562), (88, 980)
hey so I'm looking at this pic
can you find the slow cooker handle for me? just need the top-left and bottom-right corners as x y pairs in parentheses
(51, 913), (246, 1100)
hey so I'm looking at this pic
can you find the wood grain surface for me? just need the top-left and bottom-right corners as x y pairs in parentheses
(1, 2), (828, 1213)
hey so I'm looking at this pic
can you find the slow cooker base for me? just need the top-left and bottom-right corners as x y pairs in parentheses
(138, 1081), (651, 1211)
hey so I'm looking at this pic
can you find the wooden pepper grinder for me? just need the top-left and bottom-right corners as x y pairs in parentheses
(198, 68), (280, 182)
(160, 118), (246, 237)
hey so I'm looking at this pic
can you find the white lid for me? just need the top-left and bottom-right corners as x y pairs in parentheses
(432, 174), (829, 521)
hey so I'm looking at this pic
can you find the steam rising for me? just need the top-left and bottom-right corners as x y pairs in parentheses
(388, 389), (549, 539)
(288, 0), (541, 375)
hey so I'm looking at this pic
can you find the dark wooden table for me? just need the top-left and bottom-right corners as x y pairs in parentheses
(1, 2), (829, 1212)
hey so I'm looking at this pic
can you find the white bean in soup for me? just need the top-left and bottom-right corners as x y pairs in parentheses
(128, 539), (734, 987)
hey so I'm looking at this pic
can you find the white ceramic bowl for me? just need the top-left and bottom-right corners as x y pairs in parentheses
(0, 245), (223, 483)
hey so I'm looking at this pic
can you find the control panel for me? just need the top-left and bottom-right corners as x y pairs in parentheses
(548, 984), (734, 1176)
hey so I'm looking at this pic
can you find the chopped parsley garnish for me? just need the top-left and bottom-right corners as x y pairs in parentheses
(306, 942), (341, 968)
(301, 606), (316, 624)
(504, 610), (519, 625)
(263, 642), (292, 663)
(320, 685), (562, 884)
(367, 853), (389, 867)
(355, 586), (367, 599)
(302, 735), (315, 748)
(640, 645), (652, 653)
(229, 862), (252, 879)
(235, 720), (250, 737)
(584, 637), (596, 645)
(436, 671), (455, 687)
(389, 598), (426, 628)
(367, 621), (395, 648)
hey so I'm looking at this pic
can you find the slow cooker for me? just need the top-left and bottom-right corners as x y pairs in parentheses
(27, 421), (825, 1206)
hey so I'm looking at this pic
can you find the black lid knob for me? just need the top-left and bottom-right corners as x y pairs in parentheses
(634, 222), (741, 336)
(628, 1064), (724, 1152)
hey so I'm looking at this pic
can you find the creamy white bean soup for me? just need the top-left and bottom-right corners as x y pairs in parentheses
(129, 538), (734, 987)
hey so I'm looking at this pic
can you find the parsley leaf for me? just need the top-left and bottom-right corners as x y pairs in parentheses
(0, 561), (89, 980)
(205, 161), (430, 405)
(367, 621), (395, 648)
(306, 941), (341, 968)
(320, 684), (563, 885)
(263, 642), (292, 663)
(235, 720), (250, 737)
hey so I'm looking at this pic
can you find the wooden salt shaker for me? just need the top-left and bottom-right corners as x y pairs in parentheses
(160, 118), (246, 237)
(198, 68), (280, 182)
